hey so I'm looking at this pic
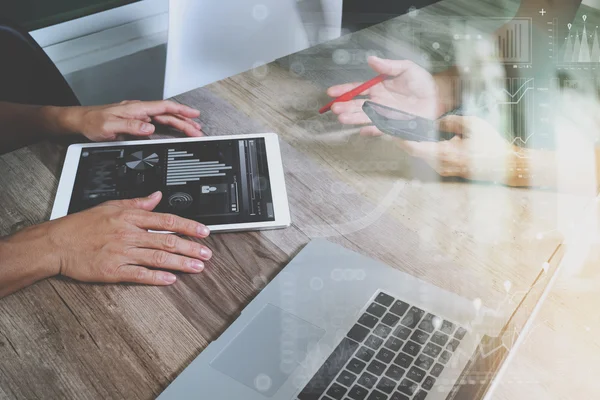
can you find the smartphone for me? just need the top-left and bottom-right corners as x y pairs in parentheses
(362, 101), (455, 142)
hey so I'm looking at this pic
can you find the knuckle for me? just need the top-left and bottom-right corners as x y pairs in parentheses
(135, 268), (148, 282)
(161, 214), (177, 230)
(120, 209), (137, 223)
(127, 119), (140, 130)
(150, 270), (160, 284)
(153, 250), (169, 267)
(114, 229), (134, 242)
(163, 234), (178, 250)
(100, 121), (111, 134)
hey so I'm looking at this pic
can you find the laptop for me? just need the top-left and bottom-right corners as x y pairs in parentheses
(158, 239), (505, 400)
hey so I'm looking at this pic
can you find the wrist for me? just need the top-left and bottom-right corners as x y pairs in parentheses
(39, 105), (83, 136)
(0, 224), (60, 297)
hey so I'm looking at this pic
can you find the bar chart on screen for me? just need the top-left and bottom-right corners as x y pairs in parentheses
(493, 18), (532, 64)
(166, 149), (233, 186)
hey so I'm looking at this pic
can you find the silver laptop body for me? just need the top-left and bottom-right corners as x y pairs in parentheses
(158, 239), (503, 400)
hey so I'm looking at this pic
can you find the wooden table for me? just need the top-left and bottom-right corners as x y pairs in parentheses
(0, 1), (596, 399)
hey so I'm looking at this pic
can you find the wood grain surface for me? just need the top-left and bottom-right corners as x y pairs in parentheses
(1, 0), (596, 399)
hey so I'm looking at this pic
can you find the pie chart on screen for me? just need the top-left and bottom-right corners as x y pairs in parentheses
(125, 151), (159, 171)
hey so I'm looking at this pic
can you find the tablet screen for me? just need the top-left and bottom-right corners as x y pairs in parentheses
(68, 138), (276, 225)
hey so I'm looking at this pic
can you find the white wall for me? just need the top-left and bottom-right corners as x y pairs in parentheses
(164, 0), (342, 98)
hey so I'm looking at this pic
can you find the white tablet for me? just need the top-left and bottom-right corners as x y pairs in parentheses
(51, 133), (291, 232)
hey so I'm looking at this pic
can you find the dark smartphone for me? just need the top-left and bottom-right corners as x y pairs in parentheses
(362, 101), (455, 142)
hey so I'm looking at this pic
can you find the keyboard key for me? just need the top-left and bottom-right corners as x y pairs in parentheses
(375, 348), (395, 364)
(375, 292), (394, 307)
(400, 307), (425, 329)
(414, 389), (428, 400)
(414, 354), (434, 371)
(298, 337), (359, 400)
(374, 324), (392, 339)
(357, 372), (377, 389)
(422, 343), (442, 358)
(322, 397), (334, 400)
(430, 363), (444, 377)
(407, 366), (426, 383)
(376, 376), (397, 394)
(365, 335), (384, 350)
(439, 350), (452, 364)
(422, 376), (436, 391)
(358, 313), (379, 329)
(390, 393), (410, 400)
(440, 321), (455, 335)
(348, 324), (370, 343)
(385, 365), (405, 381)
(348, 385), (369, 400)
(417, 314), (436, 333)
(367, 302), (386, 318)
(356, 346), (375, 362)
(367, 390), (388, 400)
(384, 337), (403, 352)
(392, 326), (411, 340)
(446, 339), (460, 352)
(393, 352), (414, 369)
(454, 327), (467, 340)
(389, 300), (409, 317)
(337, 370), (357, 387)
(410, 329), (429, 345)
(367, 360), (386, 376)
(381, 313), (400, 327)
(430, 331), (449, 347)
(327, 382), (347, 399)
(402, 341), (422, 357)
(347, 358), (367, 375)
(398, 379), (418, 396)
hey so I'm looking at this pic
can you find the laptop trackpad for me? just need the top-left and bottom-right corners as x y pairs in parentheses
(210, 304), (325, 397)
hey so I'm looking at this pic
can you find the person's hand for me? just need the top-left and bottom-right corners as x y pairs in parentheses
(327, 56), (444, 135)
(43, 192), (211, 285)
(393, 115), (519, 184)
(61, 100), (203, 141)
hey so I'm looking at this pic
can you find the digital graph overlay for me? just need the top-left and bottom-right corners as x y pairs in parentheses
(493, 19), (532, 64)
(386, 17), (532, 67)
(166, 148), (232, 186)
(553, 15), (600, 66)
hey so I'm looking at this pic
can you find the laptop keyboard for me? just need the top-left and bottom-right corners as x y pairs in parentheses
(297, 292), (467, 400)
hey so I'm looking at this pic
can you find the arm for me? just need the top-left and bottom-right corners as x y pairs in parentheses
(0, 103), (67, 153)
(0, 100), (204, 154)
(0, 192), (212, 299)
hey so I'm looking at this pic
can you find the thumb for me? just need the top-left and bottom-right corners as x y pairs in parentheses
(104, 118), (156, 137)
(367, 56), (413, 77)
(114, 191), (162, 210)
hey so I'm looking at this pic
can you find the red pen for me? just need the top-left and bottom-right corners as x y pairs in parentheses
(319, 74), (387, 114)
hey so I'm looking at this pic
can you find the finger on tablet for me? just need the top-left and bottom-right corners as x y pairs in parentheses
(130, 211), (211, 238)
